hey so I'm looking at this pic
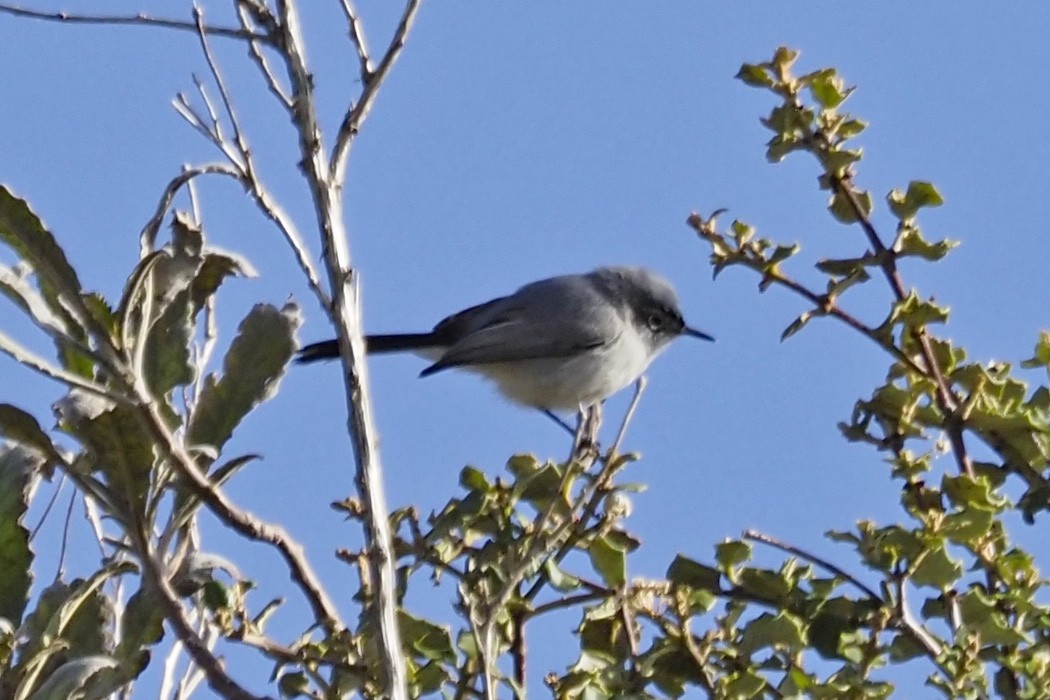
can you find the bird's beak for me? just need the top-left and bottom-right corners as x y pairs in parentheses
(683, 325), (715, 342)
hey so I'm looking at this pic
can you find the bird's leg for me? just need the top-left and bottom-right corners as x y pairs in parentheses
(541, 409), (576, 437)
(609, 376), (648, 458)
(570, 402), (602, 462)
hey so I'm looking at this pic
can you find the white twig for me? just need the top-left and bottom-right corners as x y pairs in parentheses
(271, 1), (410, 695)
(330, 0), (422, 183)
(338, 0), (374, 83)
(0, 3), (268, 42)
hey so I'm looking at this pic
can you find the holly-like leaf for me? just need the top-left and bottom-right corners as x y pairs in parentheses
(0, 445), (42, 626)
(187, 303), (300, 457)
(909, 543), (963, 589)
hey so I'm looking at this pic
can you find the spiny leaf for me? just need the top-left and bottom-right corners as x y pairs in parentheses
(0, 186), (85, 326)
(187, 303), (300, 457)
(0, 445), (42, 626)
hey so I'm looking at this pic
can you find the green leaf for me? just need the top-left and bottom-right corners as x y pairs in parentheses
(0, 186), (85, 326)
(588, 535), (627, 587)
(828, 189), (872, 224)
(957, 588), (1030, 645)
(0, 404), (65, 469)
(458, 466), (490, 492)
(117, 586), (165, 657)
(190, 250), (257, 314)
(27, 654), (125, 700)
(187, 302), (300, 456)
(894, 226), (958, 261)
(666, 555), (721, 592)
(739, 612), (807, 655)
(399, 611), (455, 663)
(941, 507), (994, 545)
(886, 632), (926, 661)
(886, 290), (950, 330)
(1021, 331), (1050, 372)
(809, 70), (851, 109)
(909, 543), (962, 589)
(736, 63), (774, 88)
(715, 540), (751, 572)
(781, 312), (813, 342)
(738, 567), (791, 602)
(55, 392), (156, 514)
(0, 261), (70, 338)
(0, 445), (41, 626)
(142, 288), (194, 399)
(942, 474), (1009, 512)
(544, 559), (581, 593)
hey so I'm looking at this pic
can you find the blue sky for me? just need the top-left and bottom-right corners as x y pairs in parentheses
(2, 2), (1049, 696)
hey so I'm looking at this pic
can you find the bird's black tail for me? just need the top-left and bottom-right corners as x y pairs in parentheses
(296, 333), (438, 364)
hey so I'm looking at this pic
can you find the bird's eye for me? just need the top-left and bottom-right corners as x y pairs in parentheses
(646, 313), (665, 332)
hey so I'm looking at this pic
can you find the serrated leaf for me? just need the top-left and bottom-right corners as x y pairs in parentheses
(399, 611), (455, 663)
(190, 250), (257, 314)
(739, 612), (807, 655)
(187, 303), (300, 456)
(0, 404), (65, 468)
(55, 393), (156, 514)
(0, 445), (41, 626)
(886, 291), (949, 330)
(895, 226), (957, 261)
(0, 262), (70, 338)
(1021, 331), (1050, 372)
(142, 288), (194, 399)
(0, 186), (85, 328)
(736, 63), (774, 88)
(941, 507), (994, 545)
(588, 535), (626, 587)
(909, 543), (962, 589)
(957, 588), (1030, 645)
(666, 555), (721, 592)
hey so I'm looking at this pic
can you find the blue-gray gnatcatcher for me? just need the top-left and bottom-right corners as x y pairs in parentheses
(296, 266), (712, 411)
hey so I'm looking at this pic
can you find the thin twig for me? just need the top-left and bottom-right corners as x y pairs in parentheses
(330, 0), (422, 183)
(744, 529), (883, 603)
(338, 0), (374, 84)
(0, 3), (270, 42)
(139, 164), (241, 255)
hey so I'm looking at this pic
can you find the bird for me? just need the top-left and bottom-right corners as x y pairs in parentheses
(296, 266), (712, 412)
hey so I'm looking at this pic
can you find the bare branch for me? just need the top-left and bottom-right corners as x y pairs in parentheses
(0, 3), (270, 42)
(330, 0), (422, 183)
(235, 5), (293, 109)
(139, 163), (241, 254)
(271, 0), (407, 694)
(338, 0), (374, 83)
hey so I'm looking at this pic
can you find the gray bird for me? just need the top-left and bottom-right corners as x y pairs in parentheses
(296, 266), (712, 411)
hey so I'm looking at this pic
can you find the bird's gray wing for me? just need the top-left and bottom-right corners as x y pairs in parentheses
(419, 307), (613, 376)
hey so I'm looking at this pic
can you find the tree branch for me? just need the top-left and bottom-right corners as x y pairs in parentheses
(0, 3), (269, 42)
(330, 0), (422, 183)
